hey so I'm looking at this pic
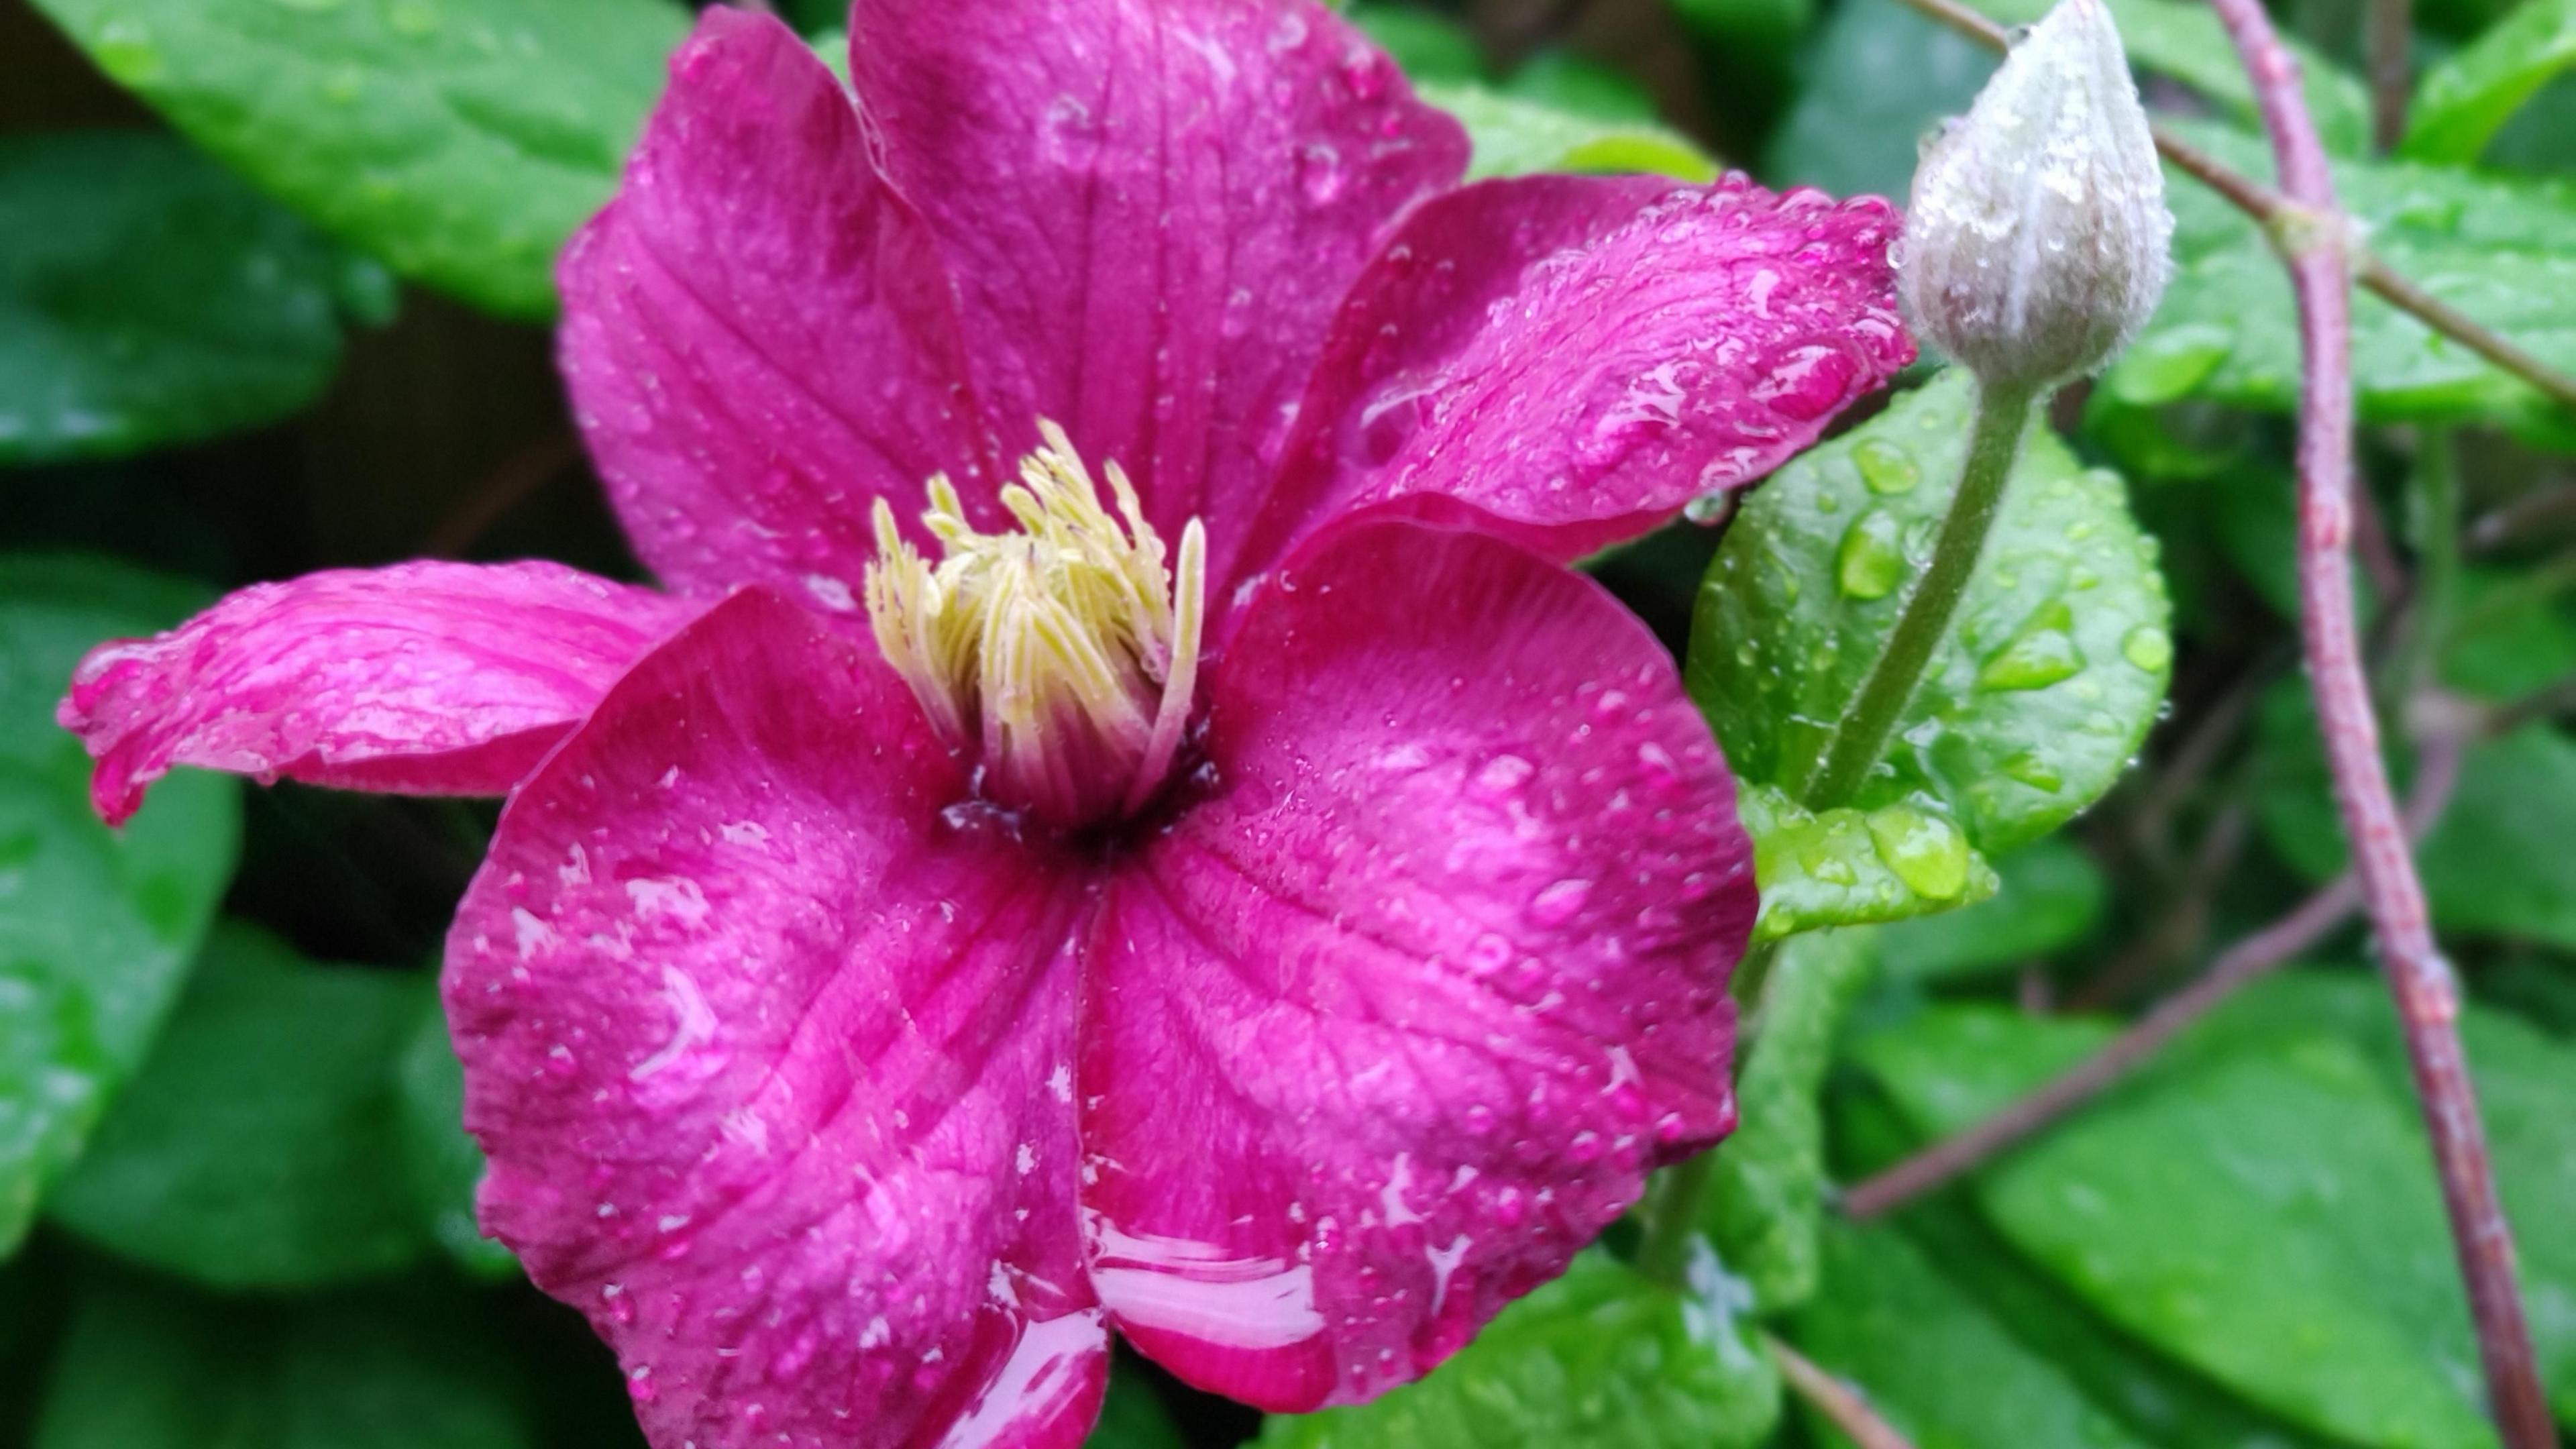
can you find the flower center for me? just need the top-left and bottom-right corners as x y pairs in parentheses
(865, 423), (1206, 828)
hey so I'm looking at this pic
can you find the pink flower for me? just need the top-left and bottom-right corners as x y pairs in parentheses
(58, 3), (1911, 1445)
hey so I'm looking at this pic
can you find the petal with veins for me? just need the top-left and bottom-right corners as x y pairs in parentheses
(1079, 515), (1753, 1411)
(448, 590), (1103, 1449)
(58, 561), (696, 825)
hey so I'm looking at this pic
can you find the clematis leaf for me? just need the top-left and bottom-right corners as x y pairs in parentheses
(390, 986), (514, 1281)
(2253, 681), (2576, 950)
(2114, 119), (2576, 451)
(0, 132), (385, 466)
(1737, 786), (1999, 943)
(1348, 3), (1489, 83)
(2402, 0), (2576, 164)
(30, 1271), (534, 1449)
(0, 555), (237, 1259)
(1850, 972), (2576, 1441)
(1419, 82), (1717, 182)
(1876, 836), (2106, 981)
(1689, 368), (2174, 859)
(1703, 929), (1878, 1315)
(28, 0), (691, 317)
(47, 924), (435, 1289)
(1256, 1248), (1780, 1449)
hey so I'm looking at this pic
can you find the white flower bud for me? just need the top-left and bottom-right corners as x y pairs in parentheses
(1900, 0), (2174, 394)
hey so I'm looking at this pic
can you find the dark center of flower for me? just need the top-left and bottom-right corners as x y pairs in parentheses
(864, 422), (1206, 828)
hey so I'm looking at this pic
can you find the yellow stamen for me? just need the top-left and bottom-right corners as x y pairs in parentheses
(865, 423), (1207, 826)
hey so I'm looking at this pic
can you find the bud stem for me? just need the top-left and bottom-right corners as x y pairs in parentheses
(1801, 377), (2037, 810)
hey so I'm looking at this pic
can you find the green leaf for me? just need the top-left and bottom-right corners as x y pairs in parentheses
(2253, 680), (2576, 949)
(32, 1272), (534, 1449)
(0, 556), (239, 1258)
(1499, 52), (1662, 122)
(2404, 0), (2576, 164)
(1258, 1249), (1780, 1449)
(1087, 1368), (1186, 1449)
(28, 0), (692, 318)
(0, 132), (379, 466)
(1876, 836), (2107, 981)
(1705, 930), (1879, 1314)
(2440, 564), (2576, 700)
(392, 985), (514, 1280)
(1349, 3), (1489, 83)
(1851, 973), (2576, 1447)
(1796, 1222), (2159, 1449)
(1739, 786), (1999, 943)
(1972, 0), (2371, 156)
(2116, 119), (2576, 450)
(46, 923), (435, 1289)
(1688, 369), (2175, 857)
(1763, 0), (1992, 199)
(1419, 82), (1717, 181)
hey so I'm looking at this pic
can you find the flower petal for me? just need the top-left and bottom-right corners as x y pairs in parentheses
(1079, 516), (1754, 1411)
(559, 9), (1006, 603)
(447, 590), (1103, 1449)
(1230, 174), (1913, 587)
(58, 561), (694, 826)
(845, 0), (1466, 551)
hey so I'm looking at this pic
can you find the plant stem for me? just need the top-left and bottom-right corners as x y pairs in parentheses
(1631, 1152), (1716, 1286)
(1880, 0), (2576, 416)
(2366, 0), (2412, 151)
(1802, 378), (2035, 808)
(2202, 0), (2559, 1440)
(1767, 1334), (1923, 1449)
(1843, 735), (2461, 1219)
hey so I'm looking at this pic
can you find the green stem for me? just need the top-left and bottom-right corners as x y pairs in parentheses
(1801, 377), (2039, 810)
(1632, 1152), (1717, 1287)
(1631, 374), (2037, 1289)
(2385, 427), (2459, 712)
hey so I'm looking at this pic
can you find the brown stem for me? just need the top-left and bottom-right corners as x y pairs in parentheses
(421, 431), (582, 558)
(1880, 0), (2576, 417)
(2366, 0), (2412, 151)
(2200, 0), (2558, 1440)
(1767, 1334), (1923, 1449)
(1843, 736), (2462, 1221)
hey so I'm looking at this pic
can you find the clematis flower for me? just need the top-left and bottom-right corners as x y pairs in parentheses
(58, 1), (1910, 1444)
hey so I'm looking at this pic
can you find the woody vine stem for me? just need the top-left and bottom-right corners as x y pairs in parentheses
(2198, 0), (2557, 1441)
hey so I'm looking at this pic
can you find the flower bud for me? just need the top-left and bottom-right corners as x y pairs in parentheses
(1900, 0), (2174, 394)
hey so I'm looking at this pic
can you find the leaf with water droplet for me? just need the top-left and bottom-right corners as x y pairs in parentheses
(1688, 368), (2172, 859)
(0, 132), (383, 464)
(1258, 1247), (1781, 1449)
(28, 0), (689, 317)
(0, 557), (239, 1258)
(1736, 786), (1998, 944)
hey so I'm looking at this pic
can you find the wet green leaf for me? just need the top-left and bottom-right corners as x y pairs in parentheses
(2253, 681), (2576, 950)
(32, 1271), (533, 1449)
(28, 0), (691, 317)
(2116, 119), (2576, 450)
(1421, 82), (1717, 181)
(2403, 0), (2576, 164)
(1876, 836), (2107, 981)
(0, 556), (238, 1259)
(392, 985), (514, 1280)
(1974, 0), (2370, 154)
(1851, 972), (2576, 1445)
(1689, 369), (2174, 857)
(1739, 786), (2000, 943)
(47, 924), (435, 1288)
(0, 132), (381, 466)
(1350, 3), (1489, 83)
(1087, 1368), (1187, 1449)
(1705, 929), (1879, 1313)
(1258, 1249), (1780, 1448)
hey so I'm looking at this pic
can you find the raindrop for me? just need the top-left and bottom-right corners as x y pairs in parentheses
(1835, 509), (1907, 600)
(1852, 439), (1920, 495)
(1978, 600), (2084, 690)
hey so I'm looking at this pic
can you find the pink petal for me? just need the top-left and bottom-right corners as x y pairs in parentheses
(58, 561), (695, 826)
(559, 9), (1008, 602)
(1230, 174), (1914, 588)
(1078, 515), (1754, 1411)
(845, 0), (1466, 551)
(448, 589), (1104, 1449)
